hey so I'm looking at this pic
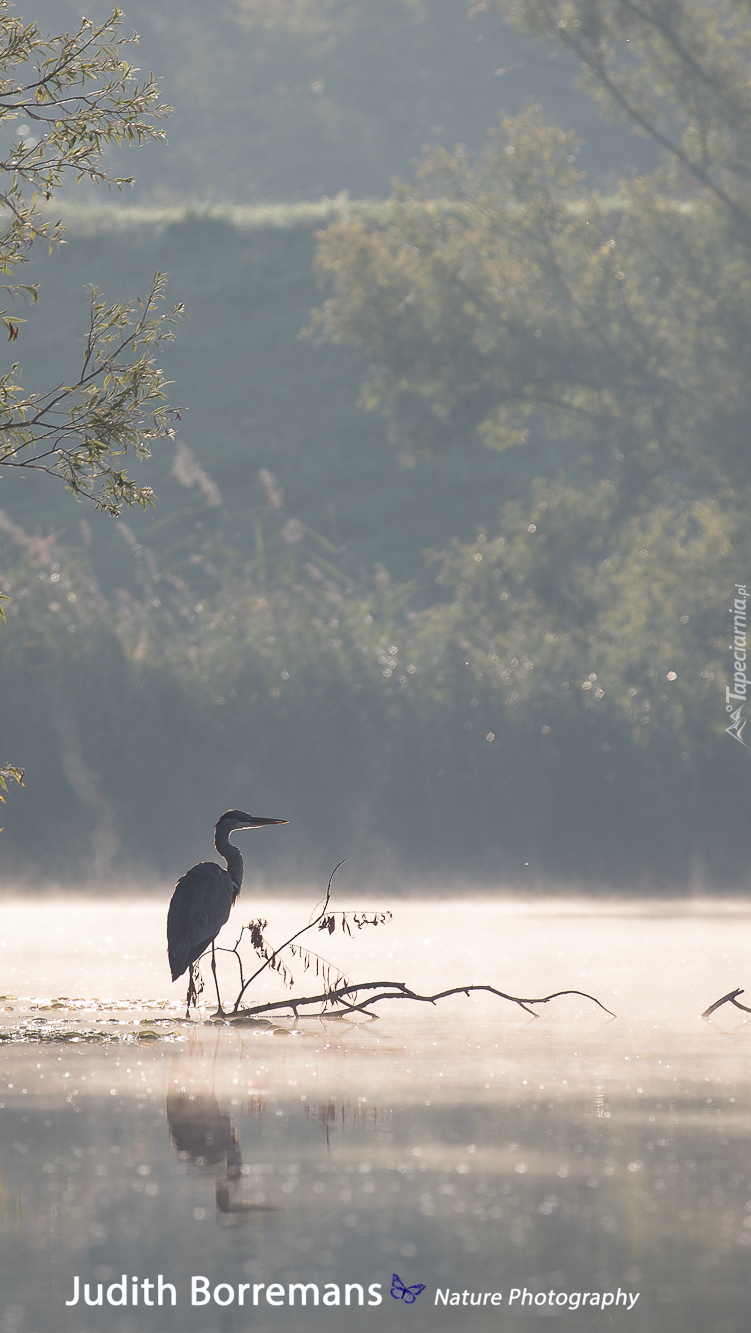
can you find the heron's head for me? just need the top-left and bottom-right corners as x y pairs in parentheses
(216, 809), (288, 835)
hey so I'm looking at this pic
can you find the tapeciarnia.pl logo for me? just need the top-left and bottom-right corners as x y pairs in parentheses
(726, 583), (749, 746)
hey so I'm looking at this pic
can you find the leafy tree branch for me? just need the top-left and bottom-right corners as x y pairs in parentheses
(0, 4), (170, 269)
(0, 3), (183, 514)
(0, 272), (184, 513)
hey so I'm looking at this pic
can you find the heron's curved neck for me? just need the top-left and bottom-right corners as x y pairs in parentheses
(215, 823), (243, 895)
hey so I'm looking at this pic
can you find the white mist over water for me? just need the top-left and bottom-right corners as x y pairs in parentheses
(2, 894), (751, 1332)
(0, 892), (747, 1019)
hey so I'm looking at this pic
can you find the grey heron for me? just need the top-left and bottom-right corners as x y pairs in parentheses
(167, 808), (287, 1014)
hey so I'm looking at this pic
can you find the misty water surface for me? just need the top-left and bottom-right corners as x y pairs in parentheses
(1, 896), (750, 1332)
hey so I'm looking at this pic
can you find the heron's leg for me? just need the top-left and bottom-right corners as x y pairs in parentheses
(211, 941), (224, 1016)
(186, 964), (197, 1019)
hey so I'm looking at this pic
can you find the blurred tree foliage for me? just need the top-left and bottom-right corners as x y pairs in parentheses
(0, 3), (182, 514)
(310, 0), (751, 771)
(1, 489), (730, 885)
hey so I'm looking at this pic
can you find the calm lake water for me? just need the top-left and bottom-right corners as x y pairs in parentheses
(1, 894), (751, 1332)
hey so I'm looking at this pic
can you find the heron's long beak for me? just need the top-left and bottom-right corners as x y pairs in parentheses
(248, 817), (288, 827)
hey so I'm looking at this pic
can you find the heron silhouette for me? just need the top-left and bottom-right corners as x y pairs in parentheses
(167, 809), (287, 1015)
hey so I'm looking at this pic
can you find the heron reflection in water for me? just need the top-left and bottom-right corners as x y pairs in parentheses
(167, 808), (287, 1015)
(167, 1074), (281, 1217)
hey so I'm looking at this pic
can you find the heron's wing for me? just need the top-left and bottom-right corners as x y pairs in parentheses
(167, 861), (234, 980)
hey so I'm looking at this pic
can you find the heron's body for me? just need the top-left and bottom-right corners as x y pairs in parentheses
(168, 861), (237, 982)
(167, 808), (287, 1010)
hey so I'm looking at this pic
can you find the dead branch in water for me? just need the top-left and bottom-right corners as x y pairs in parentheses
(229, 980), (616, 1021)
(702, 987), (751, 1019)
(195, 862), (615, 1021)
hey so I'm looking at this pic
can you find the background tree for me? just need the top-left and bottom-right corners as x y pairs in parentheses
(500, 0), (751, 232)
(310, 0), (751, 773)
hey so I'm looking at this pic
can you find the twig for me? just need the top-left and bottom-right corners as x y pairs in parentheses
(702, 987), (751, 1019)
(228, 979), (616, 1021)
(229, 860), (347, 1013)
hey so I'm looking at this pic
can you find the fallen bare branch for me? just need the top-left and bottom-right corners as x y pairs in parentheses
(226, 979), (616, 1021)
(702, 987), (751, 1019)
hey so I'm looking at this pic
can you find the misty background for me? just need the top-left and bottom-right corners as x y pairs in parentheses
(0, 0), (745, 889)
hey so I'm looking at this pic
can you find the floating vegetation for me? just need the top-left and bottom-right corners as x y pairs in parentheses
(0, 998), (198, 1045)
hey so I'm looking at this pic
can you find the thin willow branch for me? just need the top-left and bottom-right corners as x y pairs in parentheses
(230, 853), (349, 1007)
(228, 859), (348, 1012)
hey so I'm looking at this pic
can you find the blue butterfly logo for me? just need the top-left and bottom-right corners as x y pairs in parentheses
(391, 1274), (426, 1304)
